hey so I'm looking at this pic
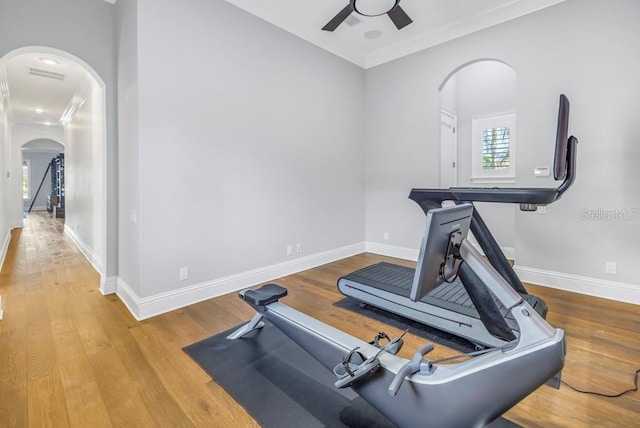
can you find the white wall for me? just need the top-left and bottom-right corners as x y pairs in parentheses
(124, 0), (366, 300)
(64, 77), (107, 275)
(0, 99), (10, 269)
(365, 0), (640, 302)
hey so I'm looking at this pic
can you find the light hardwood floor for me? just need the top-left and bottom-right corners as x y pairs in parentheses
(0, 213), (638, 427)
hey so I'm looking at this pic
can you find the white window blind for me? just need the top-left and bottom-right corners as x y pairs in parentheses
(22, 160), (30, 200)
(472, 113), (516, 183)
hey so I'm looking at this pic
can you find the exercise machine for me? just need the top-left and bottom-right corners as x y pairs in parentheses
(338, 94), (578, 348)
(229, 203), (565, 427)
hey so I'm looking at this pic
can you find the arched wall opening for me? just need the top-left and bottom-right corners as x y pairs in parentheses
(0, 46), (109, 289)
(22, 138), (65, 213)
(439, 59), (517, 259)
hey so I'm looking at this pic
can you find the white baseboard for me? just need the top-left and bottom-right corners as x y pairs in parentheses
(514, 265), (640, 305)
(100, 276), (118, 295)
(366, 242), (639, 304)
(116, 277), (141, 320)
(365, 241), (515, 262)
(115, 242), (366, 321)
(0, 229), (11, 273)
(365, 242), (419, 261)
(0, 222), (22, 271)
(64, 225), (105, 276)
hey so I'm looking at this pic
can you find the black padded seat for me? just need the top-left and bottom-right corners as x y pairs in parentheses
(240, 284), (287, 306)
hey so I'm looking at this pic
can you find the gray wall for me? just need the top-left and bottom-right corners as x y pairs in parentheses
(115, 0), (141, 295)
(126, 0), (366, 297)
(365, 0), (640, 285)
(64, 76), (107, 273)
(0, 0), (117, 278)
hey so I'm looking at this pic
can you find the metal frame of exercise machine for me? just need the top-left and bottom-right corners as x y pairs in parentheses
(229, 203), (566, 427)
(338, 94), (578, 348)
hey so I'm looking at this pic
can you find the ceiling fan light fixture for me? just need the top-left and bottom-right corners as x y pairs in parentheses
(352, 0), (399, 17)
(323, 0), (411, 32)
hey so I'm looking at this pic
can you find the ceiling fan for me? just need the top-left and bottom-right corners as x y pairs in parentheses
(322, 0), (413, 32)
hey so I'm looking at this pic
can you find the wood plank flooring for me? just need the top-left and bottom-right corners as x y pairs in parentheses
(0, 212), (638, 427)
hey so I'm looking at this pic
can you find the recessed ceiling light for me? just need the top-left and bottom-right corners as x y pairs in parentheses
(35, 107), (44, 114)
(364, 30), (383, 40)
(43, 121), (52, 126)
(39, 57), (60, 66)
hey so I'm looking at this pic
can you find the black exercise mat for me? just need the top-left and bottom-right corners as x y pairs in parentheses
(184, 320), (519, 428)
(334, 297), (476, 353)
(185, 322), (395, 427)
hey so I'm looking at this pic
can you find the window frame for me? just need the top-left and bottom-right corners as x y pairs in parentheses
(471, 113), (516, 184)
(22, 159), (31, 200)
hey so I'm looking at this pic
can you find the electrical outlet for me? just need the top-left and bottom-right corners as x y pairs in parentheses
(296, 243), (302, 253)
(537, 206), (546, 214)
(286, 245), (293, 256)
(383, 232), (389, 240)
(605, 261), (617, 275)
(129, 210), (137, 224)
(179, 266), (189, 281)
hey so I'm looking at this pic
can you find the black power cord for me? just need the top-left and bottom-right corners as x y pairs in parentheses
(432, 346), (639, 399)
(561, 368), (640, 398)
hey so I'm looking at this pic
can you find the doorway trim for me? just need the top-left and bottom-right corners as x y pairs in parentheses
(440, 109), (457, 187)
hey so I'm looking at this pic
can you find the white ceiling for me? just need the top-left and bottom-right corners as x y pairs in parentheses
(2, 52), (89, 131)
(224, 0), (566, 68)
(3, 0), (565, 136)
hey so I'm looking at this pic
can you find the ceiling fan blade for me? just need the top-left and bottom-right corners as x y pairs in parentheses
(322, 4), (354, 32)
(387, 5), (413, 30)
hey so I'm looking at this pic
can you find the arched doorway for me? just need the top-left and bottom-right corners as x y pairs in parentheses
(0, 46), (109, 290)
(439, 59), (517, 259)
(21, 138), (65, 214)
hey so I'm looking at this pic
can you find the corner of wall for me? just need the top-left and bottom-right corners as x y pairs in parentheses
(100, 276), (118, 295)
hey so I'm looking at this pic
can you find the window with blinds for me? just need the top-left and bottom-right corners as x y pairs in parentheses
(482, 127), (510, 169)
(472, 113), (516, 182)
